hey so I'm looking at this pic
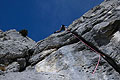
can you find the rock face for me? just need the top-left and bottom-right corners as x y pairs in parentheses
(0, 29), (36, 73)
(1, 0), (120, 80)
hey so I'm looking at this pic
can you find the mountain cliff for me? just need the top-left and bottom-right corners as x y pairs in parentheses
(0, 0), (120, 80)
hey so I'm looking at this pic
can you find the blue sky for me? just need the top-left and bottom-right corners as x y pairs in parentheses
(0, 0), (103, 41)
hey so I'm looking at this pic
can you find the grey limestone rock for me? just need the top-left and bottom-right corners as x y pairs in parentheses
(0, 70), (4, 75)
(1, 0), (120, 80)
(5, 62), (20, 72)
(34, 0), (120, 79)
(0, 70), (68, 80)
(17, 58), (26, 71)
(0, 29), (36, 73)
(29, 48), (57, 65)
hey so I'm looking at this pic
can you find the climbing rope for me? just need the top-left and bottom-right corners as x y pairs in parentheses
(92, 55), (101, 74)
(54, 25), (120, 74)
(66, 29), (120, 74)
(66, 29), (102, 74)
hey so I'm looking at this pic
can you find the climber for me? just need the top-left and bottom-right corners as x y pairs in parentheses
(54, 25), (67, 33)
(54, 25), (120, 74)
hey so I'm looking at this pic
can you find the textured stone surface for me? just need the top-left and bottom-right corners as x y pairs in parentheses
(0, 29), (36, 72)
(5, 62), (20, 72)
(35, 43), (120, 80)
(34, 0), (120, 79)
(0, 70), (68, 80)
(0, 0), (120, 80)
(17, 58), (26, 71)
(29, 48), (57, 65)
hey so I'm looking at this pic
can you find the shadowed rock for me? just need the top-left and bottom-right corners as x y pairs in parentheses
(19, 29), (28, 37)
(1, 0), (120, 80)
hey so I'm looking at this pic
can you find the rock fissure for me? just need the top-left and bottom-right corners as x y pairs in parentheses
(1, 0), (120, 80)
(68, 30), (120, 74)
(30, 49), (57, 66)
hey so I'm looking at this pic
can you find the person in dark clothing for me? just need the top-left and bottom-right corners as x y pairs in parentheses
(54, 25), (66, 33)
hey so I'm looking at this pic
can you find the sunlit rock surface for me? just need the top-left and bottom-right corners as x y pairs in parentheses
(1, 0), (120, 80)
(0, 29), (36, 74)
